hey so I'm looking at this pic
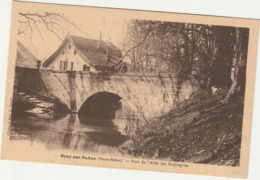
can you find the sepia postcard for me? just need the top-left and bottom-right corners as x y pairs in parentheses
(1, 0), (259, 178)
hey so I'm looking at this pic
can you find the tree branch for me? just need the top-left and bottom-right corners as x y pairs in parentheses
(115, 25), (151, 66)
(18, 11), (89, 41)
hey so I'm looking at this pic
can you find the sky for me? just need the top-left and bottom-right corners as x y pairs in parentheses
(17, 4), (130, 61)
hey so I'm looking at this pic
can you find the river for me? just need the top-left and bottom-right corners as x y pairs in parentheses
(10, 97), (134, 157)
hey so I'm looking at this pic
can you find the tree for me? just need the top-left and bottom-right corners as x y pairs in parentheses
(114, 20), (152, 71)
(222, 27), (249, 102)
(124, 19), (249, 102)
(18, 11), (88, 41)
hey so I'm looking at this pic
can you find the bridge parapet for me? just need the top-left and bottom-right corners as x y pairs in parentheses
(42, 69), (178, 78)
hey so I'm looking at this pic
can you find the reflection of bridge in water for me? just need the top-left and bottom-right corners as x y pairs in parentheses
(11, 107), (130, 154)
(15, 67), (198, 121)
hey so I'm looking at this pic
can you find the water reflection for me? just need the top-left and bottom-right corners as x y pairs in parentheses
(80, 114), (128, 147)
(11, 100), (129, 156)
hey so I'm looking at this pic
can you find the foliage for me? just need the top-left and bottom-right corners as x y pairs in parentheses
(123, 19), (249, 101)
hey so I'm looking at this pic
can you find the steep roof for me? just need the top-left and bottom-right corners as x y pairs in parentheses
(16, 41), (39, 69)
(43, 35), (122, 68)
(71, 35), (122, 67)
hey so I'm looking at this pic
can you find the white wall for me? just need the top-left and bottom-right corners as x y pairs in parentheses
(47, 40), (89, 71)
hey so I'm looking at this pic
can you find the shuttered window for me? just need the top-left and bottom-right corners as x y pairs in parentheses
(60, 61), (63, 70)
(70, 62), (73, 71)
(64, 61), (68, 70)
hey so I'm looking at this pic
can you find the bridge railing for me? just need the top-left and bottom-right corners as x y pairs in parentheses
(40, 69), (178, 78)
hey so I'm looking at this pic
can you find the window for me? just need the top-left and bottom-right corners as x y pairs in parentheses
(64, 61), (68, 70)
(68, 44), (71, 49)
(83, 65), (88, 71)
(60, 61), (63, 70)
(74, 50), (76, 55)
(70, 62), (74, 71)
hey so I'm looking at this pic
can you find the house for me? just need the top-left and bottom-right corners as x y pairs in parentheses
(16, 41), (39, 69)
(42, 34), (122, 72)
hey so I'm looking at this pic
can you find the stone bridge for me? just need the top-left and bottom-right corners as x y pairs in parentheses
(15, 67), (198, 121)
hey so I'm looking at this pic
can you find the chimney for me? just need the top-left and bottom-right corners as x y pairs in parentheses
(106, 48), (110, 61)
(97, 32), (102, 49)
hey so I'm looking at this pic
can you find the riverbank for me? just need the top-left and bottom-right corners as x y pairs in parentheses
(128, 89), (244, 166)
(11, 89), (69, 119)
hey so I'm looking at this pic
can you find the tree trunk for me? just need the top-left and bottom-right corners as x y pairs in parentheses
(206, 27), (218, 89)
(222, 28), (242, 103)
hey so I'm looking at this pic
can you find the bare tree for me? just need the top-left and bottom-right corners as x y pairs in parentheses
(18, 12), (88, 41)
(222, 27), (249, 102)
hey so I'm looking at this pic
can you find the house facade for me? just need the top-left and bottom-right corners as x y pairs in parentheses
(42, 34), (122, 72)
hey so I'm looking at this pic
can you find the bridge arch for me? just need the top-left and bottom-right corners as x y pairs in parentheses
(78, 91), (122, 118)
